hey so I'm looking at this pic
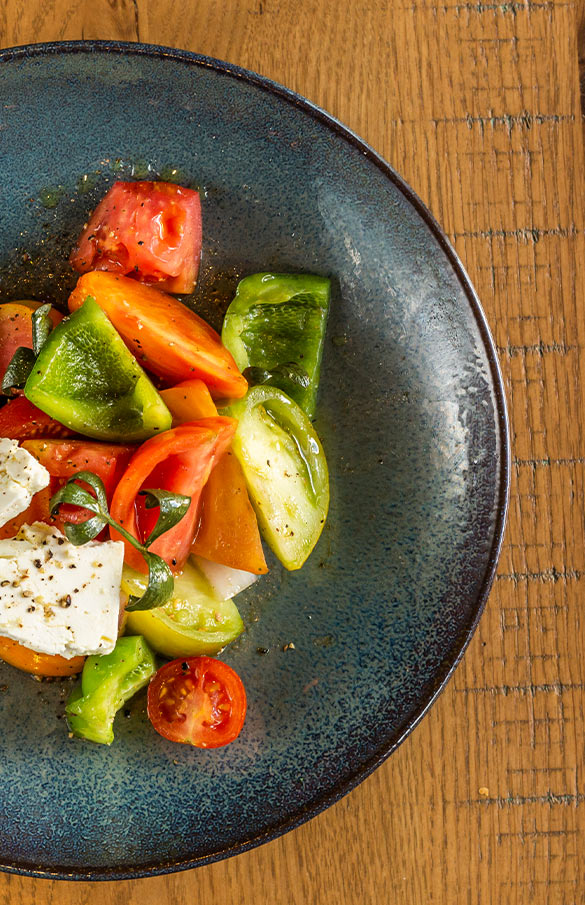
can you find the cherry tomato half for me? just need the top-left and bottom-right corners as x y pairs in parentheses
(147, 656), (247, 748)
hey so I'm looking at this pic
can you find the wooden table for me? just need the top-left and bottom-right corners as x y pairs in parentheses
(0, 1), (582, 902)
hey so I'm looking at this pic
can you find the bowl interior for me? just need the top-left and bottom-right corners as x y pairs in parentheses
(0, 44), (507, 878)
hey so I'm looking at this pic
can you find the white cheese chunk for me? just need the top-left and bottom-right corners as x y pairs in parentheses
(193, 555), (258, 600)
(0, 438), (50, 528)
(0, 522), (124, 658)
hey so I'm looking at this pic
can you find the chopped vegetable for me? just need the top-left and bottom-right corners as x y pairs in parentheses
(69, 181), (202, 294)
(191, 449), (268, 574)
(122, 559), (244, 657)
(0, 636), (85, 676)
(193, 556), (259, 600)
(229, 386), (329, 570)
(66, 635), (156, 745)
(222, 272), (330, 417)
(110, 418), (237, 573)
(147, 655), (246, 748)
(0, 396), (76, 440)
(160, 378), (218, 423)
(24, 297), (172, 442)
(68, 273), (248, 399)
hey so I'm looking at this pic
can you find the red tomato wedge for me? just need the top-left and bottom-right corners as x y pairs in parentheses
(160, 379), (218, 424)
(68, 272), (248, 400)
(147, 656), (247, 748)
(0, 637), (85, 677)
(192, 450), (268, 574)
(69, 181), (202, 293)
(110, 418), (237, 573)
(0, 302), (62, 385)
(0, 486), (54, 540)
(22, 439), (135, 496)
(0, 397), (75, 440)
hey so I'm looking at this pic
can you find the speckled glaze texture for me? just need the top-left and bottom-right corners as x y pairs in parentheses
(0, 42), (509, 879)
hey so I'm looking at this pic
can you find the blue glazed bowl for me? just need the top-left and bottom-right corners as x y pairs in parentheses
(0, 41), (508, 879)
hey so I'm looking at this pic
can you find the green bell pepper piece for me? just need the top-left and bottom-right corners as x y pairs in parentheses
(221, 273), (330, 418)
(229, 386), (329, 570)
(66, 635), (157, 745)
(25, 297), (172, 442)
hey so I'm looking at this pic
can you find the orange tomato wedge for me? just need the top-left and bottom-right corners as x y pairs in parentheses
(68, 272), (248, 399)
(0, 636), (85, 676)
(192, 450), (268, 574)
(160, 379), (218, 423)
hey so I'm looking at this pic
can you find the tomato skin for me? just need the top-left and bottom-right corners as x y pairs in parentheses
(68, 272), (248, 399)
(69, 181), (202, 293)
(0, 636), (85, 676)
(110, 418), (237, 572)
(0, 397), (75, 440)
(147, 656), (247, 748)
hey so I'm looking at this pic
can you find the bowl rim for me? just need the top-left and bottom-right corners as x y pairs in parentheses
(0, 38), (510, 881)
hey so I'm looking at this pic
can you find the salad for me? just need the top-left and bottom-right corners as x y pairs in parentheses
(0, 180), (330, 749)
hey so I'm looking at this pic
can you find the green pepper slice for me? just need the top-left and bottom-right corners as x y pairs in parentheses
(122, 559), (244, 658)
(229, 386), (329, 570)
(24, 297), (172, 442)
(222, 273), (330, 417)
(66, 635), (157, 745)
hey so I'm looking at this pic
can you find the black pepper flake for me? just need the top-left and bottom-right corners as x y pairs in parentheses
(73, 588), (80, 593)
(0, 580), (9, 587)
(68, 564), (77, 569)
(181, 661), (189, 671)
(57, 538), (65, 546)
(26, 606), (35, 613)
(257, 647), (269, 655)
(172, 558), (177, 566)
(48, 575), (54, 581)
(33, 559), (42, 569)
(60, 595), (72, 608)
(46, 550), (53, 560)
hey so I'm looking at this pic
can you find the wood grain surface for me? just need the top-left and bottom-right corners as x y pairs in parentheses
(1, 1), (583, 902)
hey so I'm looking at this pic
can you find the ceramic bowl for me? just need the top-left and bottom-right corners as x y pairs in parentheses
(0, 41), (509, 879)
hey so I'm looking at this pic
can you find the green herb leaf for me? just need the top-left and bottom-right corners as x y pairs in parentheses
(31, 304), (54, 356)
(1, 347), (36, 394)
(139, 488), (191, 547)
(124, 552), (175, 611)
(50, 473), (106, 517)
(63, 515), (108, 546)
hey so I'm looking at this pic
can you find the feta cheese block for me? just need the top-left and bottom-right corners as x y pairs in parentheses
(0, 438), (50, 528)
(0, 522), (124, 658)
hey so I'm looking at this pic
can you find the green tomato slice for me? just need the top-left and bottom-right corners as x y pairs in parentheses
(222, 272), (330, 418)
(228, 385), (329, 570)
(122, 559), (244, 658)
(24, 296), (172, 442)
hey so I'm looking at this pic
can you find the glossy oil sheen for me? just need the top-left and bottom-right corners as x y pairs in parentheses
(0, 42), (508, 879)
